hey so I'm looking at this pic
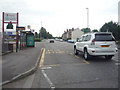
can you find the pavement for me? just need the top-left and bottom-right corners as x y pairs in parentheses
(1, 42), (44, 85)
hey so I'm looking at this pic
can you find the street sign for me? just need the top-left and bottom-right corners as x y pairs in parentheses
(16, 26), (25, 30)
(4, 13), (17, 22)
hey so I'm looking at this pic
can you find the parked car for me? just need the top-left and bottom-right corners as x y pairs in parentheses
(67, 40), (75, 43)
(59, 39), (63, 42)
(49, 39), (54, 43)
(74, 32), (118, 60)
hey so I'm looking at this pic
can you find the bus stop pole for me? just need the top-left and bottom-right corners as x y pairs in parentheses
(2, 12), (4, 43)
(16, 13), (19, 52)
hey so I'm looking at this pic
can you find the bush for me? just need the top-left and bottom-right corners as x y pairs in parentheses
(35, 38), (42, 42)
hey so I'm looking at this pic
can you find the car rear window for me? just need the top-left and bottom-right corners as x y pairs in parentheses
(95, 34), (115, 41)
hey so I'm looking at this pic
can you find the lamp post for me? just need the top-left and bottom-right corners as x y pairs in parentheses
(86, 8), (89, 28)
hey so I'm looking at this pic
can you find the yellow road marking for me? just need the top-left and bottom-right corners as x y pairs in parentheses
(61, 51), (65, 53)
(44, 64), (60, 67)
(82, 60), (90, 64)
(75, 55), (80, 58)
(56, 51), (59, 53)
(39, 48), (46, 67)
(45, 50), (66, 54)
(46, 51), (50, 54)
(51, 51), (54, 54)
(69, 53), (73, 55)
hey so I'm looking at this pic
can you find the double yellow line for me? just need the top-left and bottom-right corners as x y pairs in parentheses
(39, 48), (46, 67)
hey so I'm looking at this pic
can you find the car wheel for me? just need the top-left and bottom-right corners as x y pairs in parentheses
(74, 47), (78, 55)
(105, 55), (113, 60)
(84, 49), (90, 60)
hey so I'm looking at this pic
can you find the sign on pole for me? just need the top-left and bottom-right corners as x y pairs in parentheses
(2, 12), (19, 52)
(4, 13), (17, 22)
(16, 26), (25, 30)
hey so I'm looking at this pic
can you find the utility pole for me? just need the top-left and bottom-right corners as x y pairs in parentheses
(41, 21), (42, 28)
(86, 8), (89, 28)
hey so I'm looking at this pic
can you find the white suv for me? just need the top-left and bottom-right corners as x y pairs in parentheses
(74, 32), (118, 60)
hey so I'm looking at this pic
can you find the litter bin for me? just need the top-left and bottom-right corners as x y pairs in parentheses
(26, 32), (35, 47)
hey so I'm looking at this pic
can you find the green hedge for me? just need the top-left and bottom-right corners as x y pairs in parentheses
(35, 38), (42, 42)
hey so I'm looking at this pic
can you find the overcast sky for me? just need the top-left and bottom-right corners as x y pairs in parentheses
(0, 0), (119, 36)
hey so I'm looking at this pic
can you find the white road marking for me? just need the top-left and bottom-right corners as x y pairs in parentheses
(41, 66), (52, 70)
(42, 70), (55, 89)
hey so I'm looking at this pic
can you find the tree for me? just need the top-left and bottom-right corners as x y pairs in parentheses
(100, 21), (120, 40)
(39, 27), (47, 39)
(46, 32), (53, 39)
(92, 29), (98, 32)
(81, 28), (91, 34)
(39, 27), (53, 39)
(35, 32), (38, 38)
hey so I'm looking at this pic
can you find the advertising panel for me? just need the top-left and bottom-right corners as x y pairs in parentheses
(4, 13), (17, 22)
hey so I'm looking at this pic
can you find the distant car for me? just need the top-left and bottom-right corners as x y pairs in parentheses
(67, 40), (75, 43)
(49, 39), (54, 43)
(74, 32), (118, 60)
(59, 39), (63, 42)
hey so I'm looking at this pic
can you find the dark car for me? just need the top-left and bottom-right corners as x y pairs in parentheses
(49, 39), (54, 43)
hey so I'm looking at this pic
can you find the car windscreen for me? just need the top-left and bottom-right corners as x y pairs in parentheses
(95, 34), (115, 41)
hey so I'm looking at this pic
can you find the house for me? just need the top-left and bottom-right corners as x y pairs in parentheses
(62, 28), (84, 42)
(62, 31), (67, 41)
(71, 28), (84, 42)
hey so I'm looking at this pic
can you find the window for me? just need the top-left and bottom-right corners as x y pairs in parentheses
(95, 34), (115, 41)
(78, 36), (85, 42)
(84, 35), (91, 41)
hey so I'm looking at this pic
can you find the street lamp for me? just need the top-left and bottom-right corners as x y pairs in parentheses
(86, 8), (89, 28)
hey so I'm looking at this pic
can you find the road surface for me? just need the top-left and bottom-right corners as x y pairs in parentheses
(3, 40), (119, 89)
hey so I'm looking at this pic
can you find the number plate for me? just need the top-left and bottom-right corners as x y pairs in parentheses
(101, 45), (109, 47)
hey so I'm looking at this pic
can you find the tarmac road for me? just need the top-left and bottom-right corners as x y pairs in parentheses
(3, 40), (119, 89)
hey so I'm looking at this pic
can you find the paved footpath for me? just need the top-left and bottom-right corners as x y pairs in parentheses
(2, 42), (44, 85)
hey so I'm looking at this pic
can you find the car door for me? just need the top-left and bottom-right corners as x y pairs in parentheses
(77, 36), (85, 52)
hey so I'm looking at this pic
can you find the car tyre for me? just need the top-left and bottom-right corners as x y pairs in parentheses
(84, 49), (90, 60)
(105, 55), (113, 60)
(74, 47), (78, 55)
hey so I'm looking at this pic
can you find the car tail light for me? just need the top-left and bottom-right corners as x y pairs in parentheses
(91, 39), (95, 45)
